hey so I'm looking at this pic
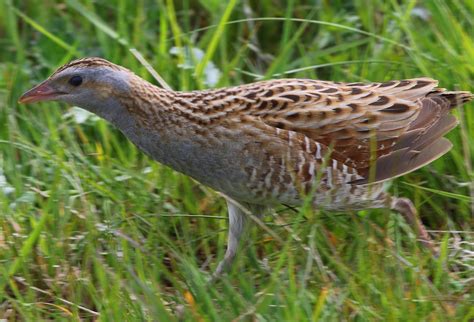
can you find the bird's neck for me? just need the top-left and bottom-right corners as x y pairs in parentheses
(89, 78), (175, 132)
(97, 81), (192, 168)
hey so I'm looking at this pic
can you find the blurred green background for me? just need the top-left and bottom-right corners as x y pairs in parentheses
(0, 0), (473, 320)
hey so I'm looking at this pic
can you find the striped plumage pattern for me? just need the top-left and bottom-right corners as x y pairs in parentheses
(112, 64), (471, 211)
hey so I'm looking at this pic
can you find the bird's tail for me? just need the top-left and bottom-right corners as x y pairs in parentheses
(354, 89), (472, 185)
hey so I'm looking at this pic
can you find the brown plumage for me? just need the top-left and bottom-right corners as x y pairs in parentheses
(19, 58), (473, 277)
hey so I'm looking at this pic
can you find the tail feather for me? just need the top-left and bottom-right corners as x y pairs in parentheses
(353, 88), (472, 185)
(353, 138), (453, 184)
(394, 114), (458, 152)
(431, 90), (474, 107)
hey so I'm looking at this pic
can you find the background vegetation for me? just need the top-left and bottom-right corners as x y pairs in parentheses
(0, 0), (473, 320)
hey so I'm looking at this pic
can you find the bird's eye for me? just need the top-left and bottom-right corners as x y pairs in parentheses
(68, 75), (83, 86)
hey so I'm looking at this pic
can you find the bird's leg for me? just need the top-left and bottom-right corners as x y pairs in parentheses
(391, 197), (438, 255)
(212, 200), (251, 280)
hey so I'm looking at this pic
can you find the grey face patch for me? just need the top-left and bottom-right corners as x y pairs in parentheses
(53, 67), (130, 92)
(50, 67), (131, 114)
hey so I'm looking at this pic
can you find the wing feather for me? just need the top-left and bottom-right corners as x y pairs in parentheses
(204, 78), (472, 184)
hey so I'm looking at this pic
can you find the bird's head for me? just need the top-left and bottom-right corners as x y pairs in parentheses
(19, 58), (132, 114)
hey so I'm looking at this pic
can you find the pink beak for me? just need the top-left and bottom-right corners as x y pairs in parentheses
(18, 81), (60, 104)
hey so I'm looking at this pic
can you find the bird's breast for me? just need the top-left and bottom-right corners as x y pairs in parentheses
(120, 122), (256, 197)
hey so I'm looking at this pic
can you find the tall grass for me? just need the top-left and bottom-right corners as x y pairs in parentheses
(0, 0), (472, 320)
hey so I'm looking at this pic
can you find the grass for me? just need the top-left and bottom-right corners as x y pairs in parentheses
(0, 0), (473, 320)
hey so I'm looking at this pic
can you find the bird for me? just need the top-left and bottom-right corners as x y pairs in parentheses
(19, 57), (473, 278)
